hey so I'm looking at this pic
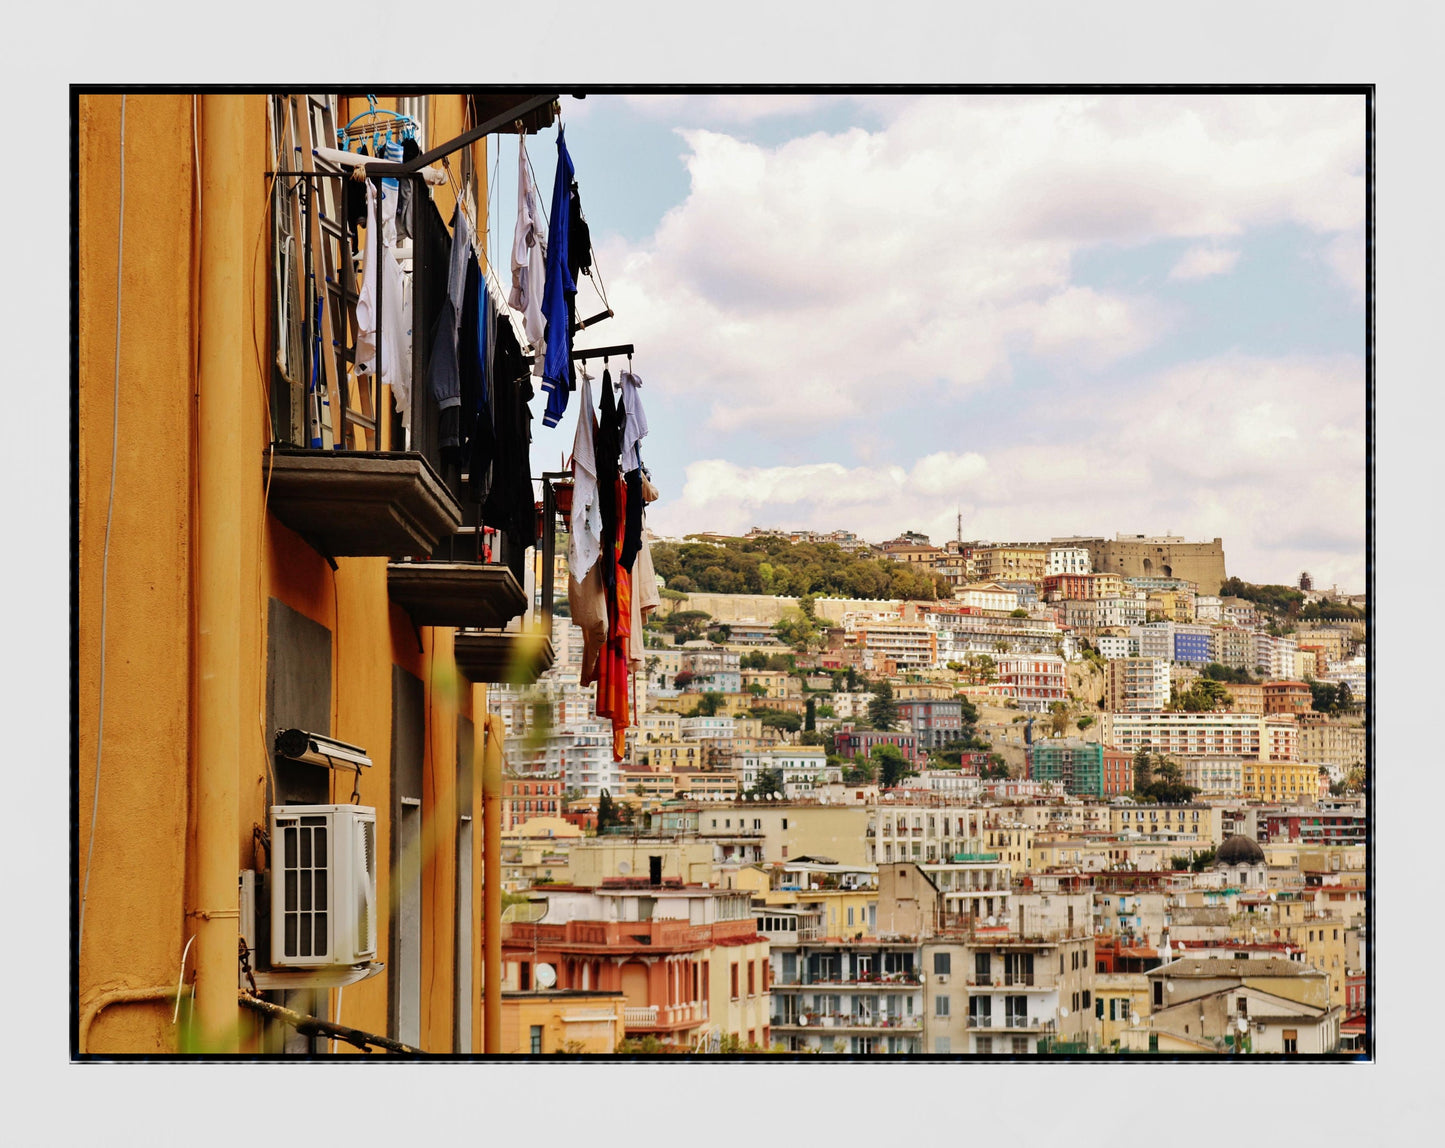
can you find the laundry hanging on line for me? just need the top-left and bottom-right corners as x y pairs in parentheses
(509, 134), (547, 362)
(354, 181), (412, 429)
(540, 128), (578, 428)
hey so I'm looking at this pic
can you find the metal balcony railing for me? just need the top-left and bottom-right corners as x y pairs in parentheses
(265, 92), (565, 680)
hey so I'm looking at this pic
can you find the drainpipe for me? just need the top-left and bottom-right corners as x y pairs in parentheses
(191, 93), (247, 1052)
(482, 712), (504, 1052)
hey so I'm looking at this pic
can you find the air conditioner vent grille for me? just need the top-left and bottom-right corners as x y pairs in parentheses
(271, 804), (376, 969)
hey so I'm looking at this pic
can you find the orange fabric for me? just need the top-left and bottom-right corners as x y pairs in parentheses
(595, 477), (633, 760)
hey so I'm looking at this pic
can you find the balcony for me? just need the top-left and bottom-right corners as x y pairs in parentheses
(267, 447), (462, 559)
(387, 561), (527, 629)
(264, 91), (565, 622)
(776, 1012), (923, 1032)
(623, 1001), (710, 1032)
(454, 627), (556, 686)
(623, 1006), (658, 1029)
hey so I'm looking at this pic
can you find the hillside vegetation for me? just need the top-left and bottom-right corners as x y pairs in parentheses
(651, 536), (951, 601)
(1219, 578), (1365, 624)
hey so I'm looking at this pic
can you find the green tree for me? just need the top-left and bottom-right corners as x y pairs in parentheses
(1048, 700), (1071, 738)
(757, 709), (803, 739)
(664, 609), (713, 644)
(1010, 607), (1029, 618)
(596, 789), (617, 833)
(695, 691), (725, 717)
(747, 682), (769, 698)
(1076, 714), (1095, 734)
(868, 680), (900, 731)
(749, 767), (785, 798)
(1309, 679), (1339, 713)
(774, 608), (822, 652)
(805, 697), (817, 731)
(1133, 747), (1154, 791)
(872, 743), (913, 789)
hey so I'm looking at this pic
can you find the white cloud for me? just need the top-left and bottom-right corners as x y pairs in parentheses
(1169, 245), (1241, 280)
(602, 94), (1364, 433)
(649, 353), (1365, 591)
(1323, 229), (1366, 301)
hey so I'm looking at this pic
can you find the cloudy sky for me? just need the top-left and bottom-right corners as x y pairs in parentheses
(487, 92), (1366, 592)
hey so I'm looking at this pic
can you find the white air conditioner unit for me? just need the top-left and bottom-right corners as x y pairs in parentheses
(270, 804), (377, 968)
(937, 974), (950, 984)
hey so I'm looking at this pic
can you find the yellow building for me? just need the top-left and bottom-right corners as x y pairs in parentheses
(1108, 804), (1223, 843)
(1241, 760), (1320, 802)
(1094, 972), (1151, 1049)
(637, 740), (706, 770)
(1146, 589), (1196, 622)
(77, 90), (565, 1055)
(501, 991), (626, 1054)
(971, 546), (1048, 582)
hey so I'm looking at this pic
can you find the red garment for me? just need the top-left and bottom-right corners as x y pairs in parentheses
(595, 477), (632, 760)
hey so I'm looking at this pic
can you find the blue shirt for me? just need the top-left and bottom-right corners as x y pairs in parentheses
(540, 129), (576, 428)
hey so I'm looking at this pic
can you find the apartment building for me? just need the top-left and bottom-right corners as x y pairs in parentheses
(1180, 756), (1247, 797)
(835, 725), (925, 767)
(843, 618), (939, 670)
(738, 748), (841, 796)
(1107, 804), (1223, 844)
(1211, 625), (1256, 672)
(1147, 588), (1197, 623)
(954, 583), (1022, 612)
(1296, 717), (1366, 770)
(1046, 547), (1092, 576)
(971, 546), (1049, 583)
(1106, 657), (1171, 712)
(503, 882), (771, 1049)
(679, 645), (742, 694)
(1263, 681), (1313, 717)
(923, 928), (1095, 1054)
(896, 698), (967, 751)
(1241, 760), (1322, 803)
(1099, 712), (1299, 761)
(1221, 682), (1265, 715)
(767, 931), (925, 1054)
(1172, 625), (1214, 665)
(1095, 635), (1139, 660)
(503, 776), (565, 830)
(1133, 958), (1340, 1054)
(1027, 739), (1134, 798)
(994, 654), (1068, 712)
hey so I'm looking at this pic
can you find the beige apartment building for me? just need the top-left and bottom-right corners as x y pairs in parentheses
(971, 546), (1049, 583)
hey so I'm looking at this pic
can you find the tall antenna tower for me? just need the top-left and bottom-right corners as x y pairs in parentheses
(956, 508), (962, 545)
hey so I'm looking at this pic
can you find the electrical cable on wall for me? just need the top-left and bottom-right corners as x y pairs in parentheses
(80, 93), (126, 954)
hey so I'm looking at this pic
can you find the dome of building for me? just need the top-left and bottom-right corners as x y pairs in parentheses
(1215, 834), (1266, 866)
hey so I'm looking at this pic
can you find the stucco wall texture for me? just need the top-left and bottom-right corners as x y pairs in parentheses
(78, 93), (490, 1054)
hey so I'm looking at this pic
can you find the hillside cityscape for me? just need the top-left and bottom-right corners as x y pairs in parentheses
(491, 528), (1367, 1055)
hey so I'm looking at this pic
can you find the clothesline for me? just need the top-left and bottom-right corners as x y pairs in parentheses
(440, 155), (532, 357)
(516, 128), (612, 327)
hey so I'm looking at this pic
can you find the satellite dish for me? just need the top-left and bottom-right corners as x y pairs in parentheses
(1236, 1016), (1248, 1033)
(1166, 981), (1174, 993)
(618, 860), (631, 874)
(986, 916), (996, 927)
(1130, 1013), (1142, 1026)
(535, 963), (557, 989)
(1060, 1006), (1070, 1019)
(798, 1016), (808, 1026)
